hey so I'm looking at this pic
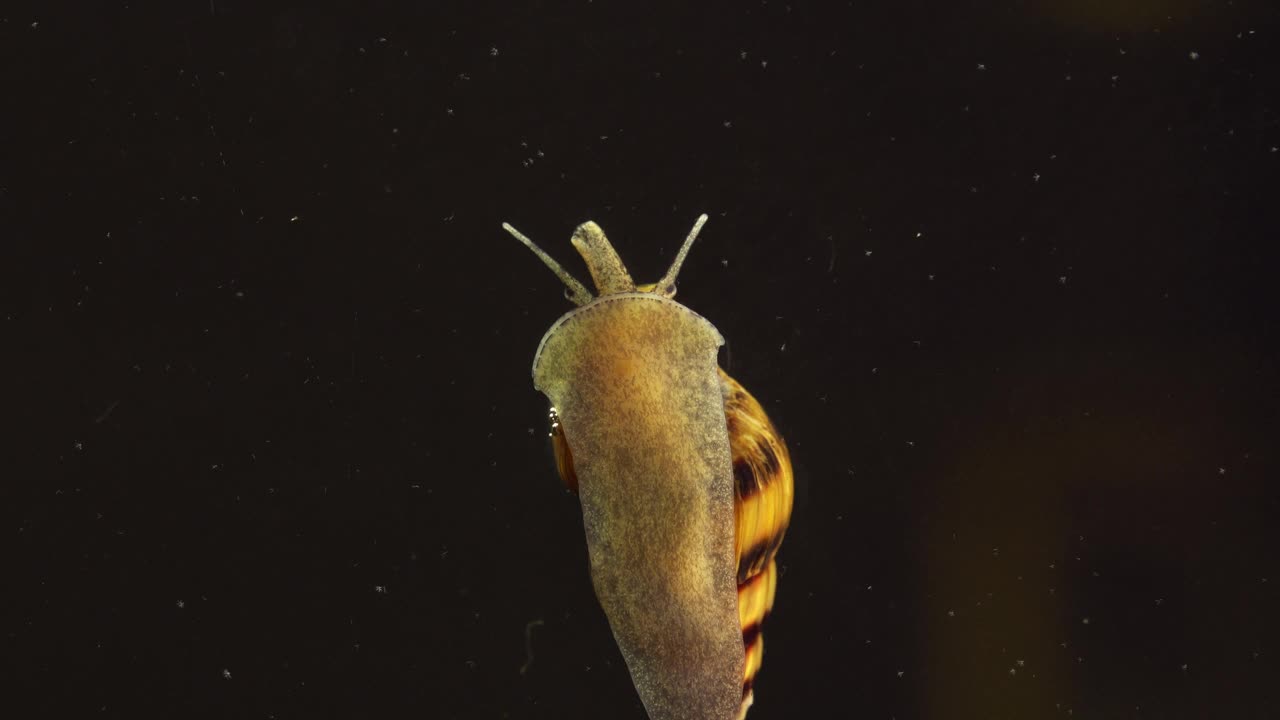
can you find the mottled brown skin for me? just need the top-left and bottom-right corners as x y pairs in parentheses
(547, 369), (795, 720)
(533, 293), (745, 720)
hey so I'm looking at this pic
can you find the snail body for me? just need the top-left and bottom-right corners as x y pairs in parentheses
(503, 216), (793, 720)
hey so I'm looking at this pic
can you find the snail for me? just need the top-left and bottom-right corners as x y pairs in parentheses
(503, 215), (793, 720)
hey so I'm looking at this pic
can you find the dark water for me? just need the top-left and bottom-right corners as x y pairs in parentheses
(8, 1), (1278, 718)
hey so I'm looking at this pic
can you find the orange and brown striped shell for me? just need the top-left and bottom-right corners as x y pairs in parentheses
(549, 369), (793, 718)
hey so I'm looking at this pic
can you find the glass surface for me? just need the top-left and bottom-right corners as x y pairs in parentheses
(10, 2), (1276, 718)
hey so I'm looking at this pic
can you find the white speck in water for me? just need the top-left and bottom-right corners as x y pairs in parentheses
(1189, 51), (1200, 60)
(490, 46), (499, 57)
(222, 669), (232, 679)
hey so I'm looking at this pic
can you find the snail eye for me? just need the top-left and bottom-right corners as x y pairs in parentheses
(547, 407), (578, 494)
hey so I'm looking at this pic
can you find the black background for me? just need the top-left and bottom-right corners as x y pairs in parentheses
(7, 1), (1279, 718)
